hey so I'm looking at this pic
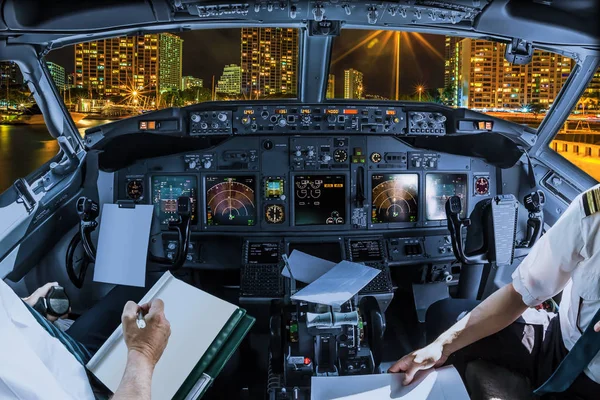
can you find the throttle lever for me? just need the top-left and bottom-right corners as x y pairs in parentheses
(445, 196), (488, 265)
(522, 190), (545, 248)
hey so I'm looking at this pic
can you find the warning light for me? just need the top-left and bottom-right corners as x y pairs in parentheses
(325, 109), (339, 115)
(304, 357), (311, 365)
(343, 109), (358, 115)
(386, 110), (397, 115)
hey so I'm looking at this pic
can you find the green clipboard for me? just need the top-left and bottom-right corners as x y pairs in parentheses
(173, 310), (255, 400)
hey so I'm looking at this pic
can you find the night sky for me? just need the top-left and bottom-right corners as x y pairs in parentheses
(47, 29), (445, 98)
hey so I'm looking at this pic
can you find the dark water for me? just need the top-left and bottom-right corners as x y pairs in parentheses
(0, 120), (109, 193)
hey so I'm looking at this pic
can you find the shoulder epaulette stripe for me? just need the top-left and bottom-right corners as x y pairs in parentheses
(583, 187), (600, 216)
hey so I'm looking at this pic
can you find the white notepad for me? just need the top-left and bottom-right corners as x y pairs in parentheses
(87, 272), (239, 400)
(93, 203), (154, 287)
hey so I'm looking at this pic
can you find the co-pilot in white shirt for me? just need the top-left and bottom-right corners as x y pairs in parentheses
(512, 183), (600, 384)
(0, 279), (94, 399)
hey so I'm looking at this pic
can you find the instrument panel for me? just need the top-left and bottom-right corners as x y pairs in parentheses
(115, 102), (496, 235)
(116, 134), (495, 234)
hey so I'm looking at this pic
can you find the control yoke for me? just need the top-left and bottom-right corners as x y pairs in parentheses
(445, 196), (488, 265)
(149, 196), (193, 271)
(445, 194), (520, 266)
(522, 190), (545, 248)
(67, 196), (193, 288)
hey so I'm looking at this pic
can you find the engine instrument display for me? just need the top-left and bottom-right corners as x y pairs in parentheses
(349, 240), (383, 262)
(247, 243), (280, 264)
(152, 175), (197, 225)
(294, 175), (346, 226)
(206, 176), (256, 226)
(371, 174), (419, 223)
(425, 173), (468, 220)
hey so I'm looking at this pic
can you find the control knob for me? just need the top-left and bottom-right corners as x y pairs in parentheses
(327, 114), (337, 124)
(203, 159), (212, 169)
(187, 160), (197, 169)
(435, 114), (447, 123)
(200, 122), (208, 130)
(321, 154), (332, 162)
(241, 116), (251, 125)
(295, 150), (302, 157)
(411, 113), (424, 122)
(307, 149), (315, 157)
(191, 113), (201, 123)
(278, 118), (287, 127)
(217, 112), (227, 122)
(211, 122), (219, 129)
(302, 115), (311, 124)
(167, 242), (177, 250)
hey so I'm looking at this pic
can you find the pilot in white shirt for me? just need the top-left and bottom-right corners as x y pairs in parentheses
(0, 278), (171, 399)
(390, 184), (600, 400)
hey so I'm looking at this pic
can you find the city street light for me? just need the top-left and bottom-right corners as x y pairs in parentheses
(417, 86), (423, 102)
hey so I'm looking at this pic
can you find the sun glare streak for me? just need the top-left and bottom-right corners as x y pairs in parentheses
(412, 32), (444, 60)
(331, 30), (383, 65)
(376, 31), (394, 57)
(402, 32), (417, 65)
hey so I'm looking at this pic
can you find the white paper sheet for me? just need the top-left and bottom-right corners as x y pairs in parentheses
(93, 204), (153, 287)
(291, 261), (380, 306)
(281, 250), (336, 283)
(311, 366), (469, 400)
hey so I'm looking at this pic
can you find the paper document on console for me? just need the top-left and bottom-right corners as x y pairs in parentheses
(311, 365), (469, 400)
(93, 203), (153, 287)
(281, 250), (336, 283)
(290, 261), (380, 306)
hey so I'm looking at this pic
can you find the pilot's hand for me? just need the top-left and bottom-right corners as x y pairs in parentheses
(388, 342), (449, 385)
(22, 282), (69, 321)
(595, 320), (600, 333)
(122, 299), (171, 368)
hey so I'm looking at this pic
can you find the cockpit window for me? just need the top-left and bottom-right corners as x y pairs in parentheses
(0, 62), (59, 193)
(328, 31), (572, 129)
(549, 66), (600, 181)
(45, 28), (299, 118)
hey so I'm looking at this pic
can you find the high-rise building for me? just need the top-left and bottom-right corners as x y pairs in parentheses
(0, 62), (22, 86)
(443, 36), (462, 106)
(216, 64), (242, 96)
(447, 38), (573, 110)
(327, 74), (335, 98)
(46, 62), (65, 90)
(75, 34), (182, 97)
(241, 28), (298, 97)
(182, 76), (203, 90)
(158, 33), (183, 93)
(344, 69), (364, 99)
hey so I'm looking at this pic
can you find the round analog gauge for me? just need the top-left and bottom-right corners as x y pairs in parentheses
(265, 204), (285, 224)
(475, 177), (490, 196)
(333, 149), (348, 163)
(370, 152), (382, 163)
(127, 179), (144, 200)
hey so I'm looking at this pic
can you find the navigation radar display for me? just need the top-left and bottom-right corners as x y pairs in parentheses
(206, 176), (256, 226)
(371, 174), (419, 223)
(426, 173), (468, 220)
(152, 176), (197, 225)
